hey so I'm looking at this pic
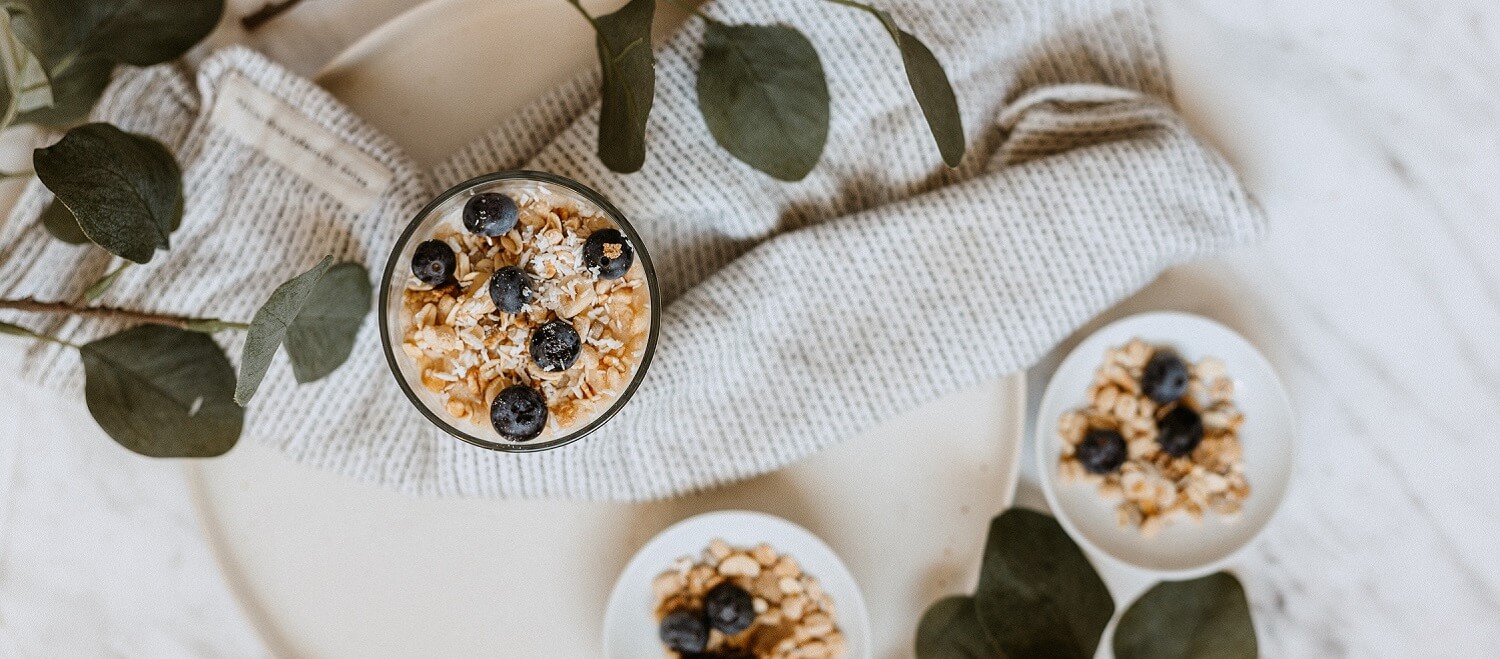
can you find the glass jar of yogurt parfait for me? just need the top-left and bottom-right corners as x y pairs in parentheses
(379, 171), (658, 452)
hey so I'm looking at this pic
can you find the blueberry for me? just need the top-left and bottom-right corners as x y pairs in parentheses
(410, 240), (456, 286)
(583, 228), (634, 279)
(703, 582), (755, 635)
(529, 319), (581, 372)
(1157, 404), (1204, 457)
(1141, 350), (1190, 404)
(463, 192), (518, 237)
(658, 610), (710, 654)
(1075, 428), (1128, 474)
(489, 385), (547, 441)
(488, 266), (534, 314)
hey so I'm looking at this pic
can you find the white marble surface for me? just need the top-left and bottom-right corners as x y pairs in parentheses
(1, 0), (1498, 656)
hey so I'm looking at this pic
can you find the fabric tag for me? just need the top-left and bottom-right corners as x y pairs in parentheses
(206, 72), (393, 213)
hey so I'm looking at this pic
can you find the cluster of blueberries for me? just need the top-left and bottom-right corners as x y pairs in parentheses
(408, 192), (635, 441)
(1075, 350), (1205, 474)
(658, 581), (758, 658)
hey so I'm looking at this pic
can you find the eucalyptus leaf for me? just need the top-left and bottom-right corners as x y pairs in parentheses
(698, 22), (829, 181)
(589, 0), (656, 173)
(282, 261), (371, 384)
(236, 256), (333, 404)
(1114, 572), (1258, 659)
(973, 509), (1114, 659)
(236, 257), (371, 405)
(80, 324), (243, 457)
(826, 0), (966, 166)
(8, 0), (220, 128)
(39, 200), (89, 244)
(916, 595), (1006, 659)
(13, 55), (111, 127)
(0, 12), (52, 118)
(893, 29), (963, 166)
(33, 123), (183, 263)
(9, 0), (224, 69)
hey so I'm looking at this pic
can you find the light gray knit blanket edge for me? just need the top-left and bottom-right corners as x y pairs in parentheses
(0, 0), (1264, 501)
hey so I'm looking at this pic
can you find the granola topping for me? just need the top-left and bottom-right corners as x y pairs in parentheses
(653, 540), (846, 659)
(1057, 339), (1250, 537)
(399, 183), (651, 442)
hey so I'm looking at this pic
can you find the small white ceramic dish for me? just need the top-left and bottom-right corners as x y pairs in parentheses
(603, 511), (873, 659)
(1036, 312), (1295, 578)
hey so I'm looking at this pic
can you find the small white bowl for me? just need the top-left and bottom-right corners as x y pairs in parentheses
(1036, 312), (1295, 578)
(603, 511), (872, 658)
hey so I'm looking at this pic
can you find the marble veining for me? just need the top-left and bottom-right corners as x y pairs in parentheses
(1, 0), (1498, 656)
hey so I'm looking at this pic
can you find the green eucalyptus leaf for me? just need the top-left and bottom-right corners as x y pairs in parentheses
(13, 55), (112, 127)
(80, 324), (243, 457)
(7, 0), (221, 128)
(33, 123), (183, 263)
(1114, 572), (1257, 659)
(236, 256), (333, 404)
(0, 12), (52, 117)
(973, 509), (1114, 659)
(282, 261), (371, 384)
(698, 22), (829, 181)
(827, 0), (966, 166)
(39, 200), (90, 244)
(83, 261), (130, 301)
(916, 595), (1006, 659)
(590, 0), (656, 173)
(237, 257), (369, 404)
(9, 0), (224, 69)
(893, 29), (963, 166)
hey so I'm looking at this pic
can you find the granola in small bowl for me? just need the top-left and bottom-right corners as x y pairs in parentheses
(379, 172), (658, 451)
(653, 539), (846, 659)
(1056, 338), (1250, 537)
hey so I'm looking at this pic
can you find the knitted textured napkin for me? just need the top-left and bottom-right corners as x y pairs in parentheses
(0, 0), (1263, 500)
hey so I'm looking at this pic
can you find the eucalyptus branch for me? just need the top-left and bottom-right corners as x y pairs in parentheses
(82, 261), (130, 301)
(0, 296), (249, 332)
(0, 319), (80, 348)
(563, 0), (599, 26)
(821, 0), (884, 18)
(6, 0), (366, 460)
(241, 0), (305, 31)
(46, 51), (78, 80)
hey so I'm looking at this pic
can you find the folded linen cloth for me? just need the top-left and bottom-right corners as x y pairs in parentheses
(0, 0), (1263, 500)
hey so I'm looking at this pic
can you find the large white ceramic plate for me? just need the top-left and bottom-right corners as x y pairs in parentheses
(184, 0), (1028, 656)
(603, 511), (872, 658)
(1035, 311), (1295, 577)
(317, 0), (691, 168)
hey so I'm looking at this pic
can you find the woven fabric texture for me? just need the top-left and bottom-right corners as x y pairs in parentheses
(0, 0), (1263, 500)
